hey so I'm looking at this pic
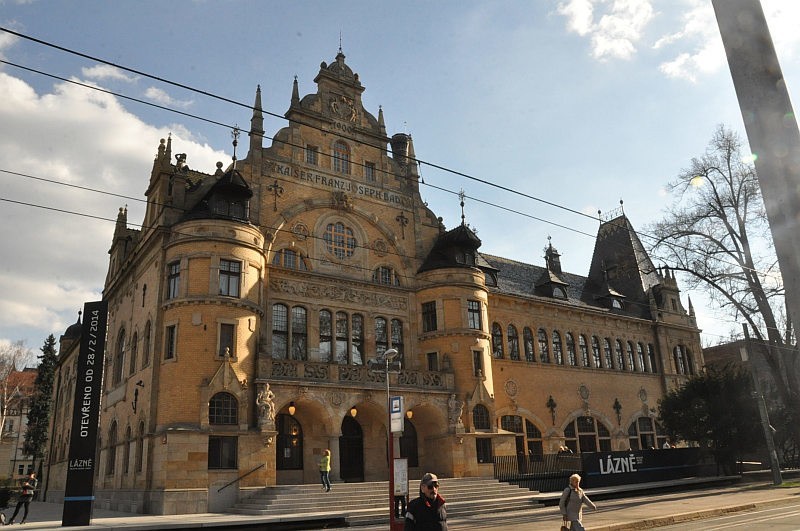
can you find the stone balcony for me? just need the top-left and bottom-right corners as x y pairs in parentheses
(260, 358), (455, 392)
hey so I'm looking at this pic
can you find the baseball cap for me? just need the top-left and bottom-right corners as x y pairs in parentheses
(421, 472), (439, 486)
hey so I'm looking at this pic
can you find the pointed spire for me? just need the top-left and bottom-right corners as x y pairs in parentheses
(231, 126), (240, 169)
(378, 105), (386, 135)
(165, 134), (172, 161)
(250, 86), (264, 151)
(114, 206), (127, 238)
(291, 76), (300, 107)
(459, 189), (466, 226)
(406, 135), (419, 178)
(688, 295), (695, 317)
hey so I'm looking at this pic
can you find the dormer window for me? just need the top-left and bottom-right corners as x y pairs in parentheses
(611, 298), (623, 310)
(553, 286), (567, 299)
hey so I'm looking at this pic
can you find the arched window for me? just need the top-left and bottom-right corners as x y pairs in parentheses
(472, 404), (490, 430)
(615, 339), (625, 370)
(603, 338), (613, 369)
(579, 335), (590, 367)
(209, 392), (238, 425)
(628, 417), (667, 450)
(291, 307), (307, 361)
(391, 319), (404, 366)
(591, 336), (602, 368)
(113, 329), (125, 386)
(142, 321), (151, 368)
(333, 140), (350, 174)
(323, 222), (357, 259)
(272, 303), (288, 360)
(352, 314), (364, 365)
(375, 317), (388, 356)
(626, 341), (636, 371)
(277, 413), (303, 470)
(373, 266), (400, 286)
(400, 418), (419, 468)
(523, 327), (535, 362)
(492, 323), (504, 359)
(563, 416), (612, 453)
(135, 421), (144, 473)
(501, 415), (544, 458)
(335, 311), (349, 364)
(129, 332), (138, 375)
(566, 333), (577, 366)
(552, 331), (564, 365)
(673, 346), (686, 374)
(685, 348), (694, 375)
(636, 343), (646, 373)
(123, 426), (132, 474)
(648, 343), (658, 373)
(538, 329), (550, 363)
(508, 325), (520, 361)
(319, 310), (332, 362)
(106, 421), (118, 476)
(272, 248), (309, 270)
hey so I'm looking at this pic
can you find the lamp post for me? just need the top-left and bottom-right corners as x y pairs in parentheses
(374, 348), (402, 531)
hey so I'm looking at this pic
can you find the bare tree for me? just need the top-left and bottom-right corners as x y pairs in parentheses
(647, 125), (799, 443)
(0, 340), (36, 436)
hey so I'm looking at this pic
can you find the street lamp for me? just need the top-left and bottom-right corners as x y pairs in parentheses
(372, 348), (402, 531)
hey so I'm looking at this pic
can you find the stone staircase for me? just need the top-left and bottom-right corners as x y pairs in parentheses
(230, 477), (544, 526)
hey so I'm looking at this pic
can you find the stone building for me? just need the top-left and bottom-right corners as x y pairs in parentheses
(44, 50), (703, 515)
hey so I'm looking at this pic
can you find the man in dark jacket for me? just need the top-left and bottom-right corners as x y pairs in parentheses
(404, 472), (447, 530)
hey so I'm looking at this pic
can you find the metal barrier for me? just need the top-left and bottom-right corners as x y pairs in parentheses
(493, 454), (581, 493)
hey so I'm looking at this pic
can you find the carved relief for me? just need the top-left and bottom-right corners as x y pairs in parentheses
(372, 239), (388, 257)
(270, 278), (408, 310)
(291, 222), (309, 241)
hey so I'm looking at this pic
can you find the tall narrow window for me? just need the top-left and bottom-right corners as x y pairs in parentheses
(113, 330), (125, 385)
(579, 335), (590, 367)
(143, 321), (151, 368)
(421, 302), (437, 333)
(508, 325), (520, 361)
(591, 336), (602, 368)
(523, 327), (535, 362)
(427, 352), (439, 371)
(291, 306), (307, 360)
(335, 311), (349, 364)
(365, 161), (376, 182)
(306, 145), (319, 165)
(135, 421), (144, 473)
(626, 341), (636, 371)
(219, 323), (235, 358)
(106, 421), (118, 476)
(603, 338), (613, 369)
(271, 304), (288, 360)
(637, 343), (646, 373)
(219, 259), (241, 297)
(673, 346), (686, 374)
(538, 329), (550, 363)
(467, 300), (482, 330)
(319, 310), (332, 363)
(391, 319), (404, 366)
(566, 333), (577, 366)
(352, 313), (364, 365)
(615, 339), (625, 370)
(552, 331), (563, 364)
(123, 426), (131, 474)
(333, 141), (350, 174)
(648, 344), (658, 373)
(129, 332), (138, 375)
(375, 317), (388, 357)
(492, 323), (504, 359)
(165, 325), (177, 360)
(166, 261), (180, 299)
(473, 350), (483, 376)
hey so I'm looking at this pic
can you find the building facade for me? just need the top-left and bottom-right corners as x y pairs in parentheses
(44, 51), (703, 515)
(0, 367), (37, 481)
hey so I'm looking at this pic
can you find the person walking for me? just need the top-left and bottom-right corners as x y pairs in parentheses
(404, 472), (447, 530)
(319, 449), (332, 492)
(559, 473), (596, 531)
(6, 472), (37, 525)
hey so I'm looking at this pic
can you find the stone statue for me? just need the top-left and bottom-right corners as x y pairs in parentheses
(448, 393), (464, 427)
(257, 383), (276, 427)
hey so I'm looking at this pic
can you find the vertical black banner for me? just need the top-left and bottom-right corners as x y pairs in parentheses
(62, 300), (108, 527)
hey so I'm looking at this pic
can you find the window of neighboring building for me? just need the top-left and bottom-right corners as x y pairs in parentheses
(113, 329), (125, 385)
(552, 331), (564, 365)
(365, 161), (376, 182)
(272, 248), (309, 270)
(467, 300), (482, 330)
(333, 141), (350, 174)
(276, 414), (303, 470)
(319, 310), (332, 363)
(166, 261), (180, 299)
(209, 392), (238, 425)
(473, 350), (483, 377)
(291, 306), (308, 360)
(208, 436), (237, 469)
(472, 404), (490, 430)
(492, 323), (504, 359)
(476, 438), (493, 464)
(566, 333), (577, 366)
(508, 325), (520, 361)
(421, 301), (437, 333)
(272, 304), (288, 360)
(129, 332), (138, 375)
(323, 222), (357, 259)
(219, 322), (235, 358)
(538, 329), (550, 363)
(373, 266), (400, 286)
(427, 352), (439, 371)
(523, 327), (535, 362)
(165, 324), (177, 360)
(306, 145), (319, 165)
(219, 259), (241, 297)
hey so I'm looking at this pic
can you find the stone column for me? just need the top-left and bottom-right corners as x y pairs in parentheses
(328, 436), (341, 482)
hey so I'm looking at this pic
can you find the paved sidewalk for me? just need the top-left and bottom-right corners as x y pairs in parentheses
(5, 479), (800, 530)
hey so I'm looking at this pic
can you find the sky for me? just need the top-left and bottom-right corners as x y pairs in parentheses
(1, 0), (798, 358)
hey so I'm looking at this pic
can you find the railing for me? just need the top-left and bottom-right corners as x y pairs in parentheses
(217, 463), (265, 493)
(494, 454), (582, 493)
(262, 358), (453, 390)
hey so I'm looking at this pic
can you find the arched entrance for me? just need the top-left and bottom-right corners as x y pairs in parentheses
(339, 415), (363, 482)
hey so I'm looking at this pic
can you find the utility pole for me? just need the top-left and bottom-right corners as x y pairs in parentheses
(741, 324), (782, 485)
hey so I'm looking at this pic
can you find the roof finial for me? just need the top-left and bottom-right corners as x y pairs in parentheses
(339, 31), (343, 54)
(620, 198), (624, 214)
(458, 188), (466, 226)
(231, 125), (240, 168)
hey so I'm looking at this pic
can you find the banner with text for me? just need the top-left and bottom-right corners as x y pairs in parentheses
(62, 300), (108, 527)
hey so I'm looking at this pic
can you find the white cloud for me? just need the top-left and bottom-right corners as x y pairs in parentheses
(558, 0), (655, 61)
(0, 71), (226, 347)
(81, 64), (137, 82)
(144, 86), (193, 109)
(654, 1), (721, 82)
